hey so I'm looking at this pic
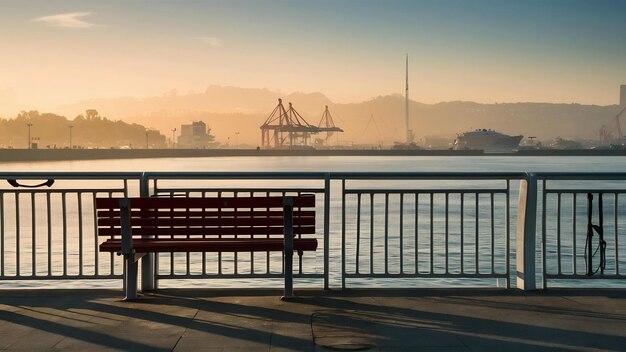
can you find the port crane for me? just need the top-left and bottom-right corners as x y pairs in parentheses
(599, 106), (626, 144)
(316, 105), (343, 145)
(260, 99), (320, 149)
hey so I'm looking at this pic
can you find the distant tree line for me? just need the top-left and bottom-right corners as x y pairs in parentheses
(0, 110), (167, 149)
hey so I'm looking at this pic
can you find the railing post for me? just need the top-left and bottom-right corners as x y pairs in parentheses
(516, 173), (538, 290)
(140, 172), (156, 291)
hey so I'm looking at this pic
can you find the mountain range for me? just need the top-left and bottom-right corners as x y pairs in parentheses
(56, 85), (624, 147)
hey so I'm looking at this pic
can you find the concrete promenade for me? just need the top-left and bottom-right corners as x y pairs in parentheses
(1, 288), (625, 351)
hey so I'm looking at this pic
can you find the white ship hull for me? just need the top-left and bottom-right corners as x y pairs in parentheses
(454, 129), (523, 152)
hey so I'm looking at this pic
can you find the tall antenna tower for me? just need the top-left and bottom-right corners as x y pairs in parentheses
(405, 54), (412, 143)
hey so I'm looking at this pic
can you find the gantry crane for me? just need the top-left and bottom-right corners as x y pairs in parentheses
(599, 107), (626, 144)
(316, 105), (343, 145)
(260, 99), (321, 149)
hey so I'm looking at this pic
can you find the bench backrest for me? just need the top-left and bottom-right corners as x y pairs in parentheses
(95, 195), (315, 239)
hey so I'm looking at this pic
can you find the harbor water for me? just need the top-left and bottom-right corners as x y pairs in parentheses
(1, 155), (625, 289)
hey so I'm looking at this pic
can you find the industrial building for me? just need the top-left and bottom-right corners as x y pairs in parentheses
(177, 121), (216, 149)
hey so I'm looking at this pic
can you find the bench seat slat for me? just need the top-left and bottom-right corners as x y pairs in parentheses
(99, 238), (318, 253)
(95, 195), (315, 209)
(97, 225), (315, 237)
(97, 216), (315, 227)
(97, 210), (316, 218)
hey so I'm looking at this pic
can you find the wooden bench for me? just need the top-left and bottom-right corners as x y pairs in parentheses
(95, 195), (317, 300)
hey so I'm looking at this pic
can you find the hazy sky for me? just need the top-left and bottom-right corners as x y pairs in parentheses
(1, 0), (625, 115)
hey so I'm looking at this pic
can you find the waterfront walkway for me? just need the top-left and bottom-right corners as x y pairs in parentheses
(1, 288), (625, 351)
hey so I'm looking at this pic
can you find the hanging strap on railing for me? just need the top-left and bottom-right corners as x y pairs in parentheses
(586, 193), (607, 276)
(6, 179), (55, 188)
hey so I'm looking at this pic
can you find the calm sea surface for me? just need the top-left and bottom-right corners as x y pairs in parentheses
(1, 155), (625, 289)
(3, 155), (626, 173)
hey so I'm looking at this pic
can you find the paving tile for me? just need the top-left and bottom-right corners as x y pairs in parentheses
(4, 329), (64, 350)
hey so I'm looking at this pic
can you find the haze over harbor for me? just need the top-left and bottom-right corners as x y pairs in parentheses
(1, 0), (625, 149)
(1, 86), (625, 149)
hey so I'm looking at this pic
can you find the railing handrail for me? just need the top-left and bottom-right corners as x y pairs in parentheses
(1, 171), (623, 181)
(0, 172), (142, 180)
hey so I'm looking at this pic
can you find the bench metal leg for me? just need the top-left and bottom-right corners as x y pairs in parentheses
(282, 198), (294, 300)
(124, 254), (139, 300)
(141, 253), (156, 291)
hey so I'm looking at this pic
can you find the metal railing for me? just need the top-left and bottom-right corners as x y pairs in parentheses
(539, 173), (626, 288)
(0, 172), (141, 281)
(0, 171), (625, 290)
(335, 172), (523, 288)
(144, 172), (331, 290)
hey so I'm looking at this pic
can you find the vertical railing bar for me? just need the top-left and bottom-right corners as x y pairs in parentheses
(202, 190), (207, 276)
(15, 193), (20, 277)
(297, 190), (303, 275)
(414, 193), (419, 275)
(445, 192), (449, 274)
(0, 192), (4, 277)
(47, 193), (53, 276)
(92, 192), (99, 277)
(557, 192), (562, 275)
(282, 190), (287, 275)
(370, 193), (374, 275)
(233, 190), (239, 276)
(341, 179), (346, 289)
(461, 192), (464, 275)
(542, 180), (547, 289)
(78, 192), (84, 276)
(505, 179), (510, 288)
(62, 192), (67, 276)
(266, 190), (270, 275)
(31, 193), (36, 276)
(217, 191), (222, 276)
(400, 192), (404, 274)
(430, 192), (434, 274)
(122, 184), (128, 277)
(186, 190), (191, 276)
(572, 194), (577, 275)
(475, 193), (479, 274)
(356, 193), (361, 274)
(108, 191), (115, 275)
(122, 180), (128, 286)
(384, 193), (389, 274)
(323, 174), (331, 289)
(490, 192), (495, 275)
(614, 192), (619, 275)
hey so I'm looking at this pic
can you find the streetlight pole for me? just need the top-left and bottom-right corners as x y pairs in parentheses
(69, 125), (74, 149)
(235, 131), (240, 149)
(27, 123), (33, 149)
(145, 131), (149, 149)
(171, 128), (176, 149)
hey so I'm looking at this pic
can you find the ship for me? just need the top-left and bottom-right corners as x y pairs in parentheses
(453, 129), (523, 152)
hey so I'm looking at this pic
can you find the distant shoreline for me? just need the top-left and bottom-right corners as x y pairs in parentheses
(1, 148), (625, 162)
